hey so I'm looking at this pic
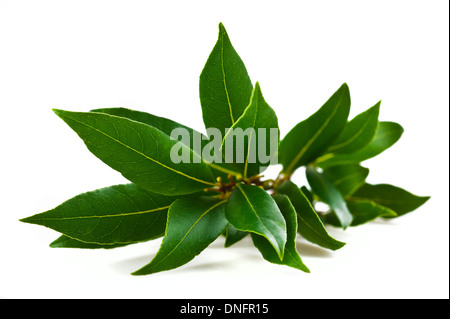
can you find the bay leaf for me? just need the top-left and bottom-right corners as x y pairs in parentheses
(132, 197), (227, 275)
(277, 180), (345, 250)
(199, 23), (253, 138)
(21, 184), (173, 244)
(225, 183), (287, 259)
(222, 82), (279, 177)
(252, 194), (310, 272)
(279, 83), (351, 175)
(306, 167), (353, 229)
(317, 121), (404, 168)
(349, 183), (430, 217)
(53, 109), (216, 195)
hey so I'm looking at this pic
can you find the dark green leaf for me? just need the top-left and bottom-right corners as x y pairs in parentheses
(132, 197), (227, 275)
(349, 183), (430, 217)
(279, 83), (351, 175)
(327, 101), (380, 154)
(276, 180), (345, 250)
(222, 82), (279, 177)
(300, 186), (314, 203)
(199, 23), (253, 138)
(225, 184), (287, 259)
(317, 121), (404, 168)
(50, 235), (130, 249)
(305, 167), (353, 229)
(252, 195), (310, 272)
(224, 224), (248, 247)
(52, 109), (216, 195)
(21, 184), (173, 245)
(91, 107), (209, 150)
(322, 164), (369, 197)
(91, 107), (240, 180)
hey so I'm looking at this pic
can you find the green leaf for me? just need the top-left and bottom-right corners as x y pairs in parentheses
(276, 180), (345, 250)
(21, 184), (173, 245)
(222, 82), (279, 177)
(199, 23), (253, 138)
(132, 197), (227, 275)
(323, 200), (397, 227)
(322, 164), (369, 197)
(252, 195), (310, 272)
(224, 224), (248, 247)
(52, 109), (216, 195)
(279, 83), (351, 175)
(91, 107), (240, 179)
(349, 183), (430, 217)
(91, 107), (209, 150)
(306, 167), (353, 229)
(327, 101), (380, 154)
(50, 235), (130, 249)
(225, 184), (287, 259)
(317, 121), (404, 168)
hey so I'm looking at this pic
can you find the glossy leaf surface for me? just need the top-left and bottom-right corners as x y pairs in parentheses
(225, 184), (287, 259)
(222, 82), (279, 177)
(252, 195), (310, 272)
(200, 23), (253, 138)
(277, 180), (345, 250)
(318, 121), (404, 168)
(322, 164), (369, 197)
(21, 184), (173, 244)
(53, 109), (216, 195)
(350, 183), (430, 217)
(91, 107), (238, 179)
(133, 197), (227, 275)
(279, 83), (351, 175)
(327, 101), (380, 154)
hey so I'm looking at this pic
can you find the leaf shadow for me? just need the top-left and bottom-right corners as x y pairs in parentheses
(112, 254), (154, 275)
(295, 239), (333, 258)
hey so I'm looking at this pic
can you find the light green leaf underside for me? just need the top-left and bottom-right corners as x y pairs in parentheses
(306, 167), (353, 229)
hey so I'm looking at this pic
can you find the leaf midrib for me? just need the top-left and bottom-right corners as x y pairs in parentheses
(284, 93), (344, 174)
(61, 112), (215, 186)
(327, 110), (374, 152)
(235, 184), (281, 255)
(220, 29), (235, 126)
(29, 206), (171, 221)
(147, 200), (226, 271)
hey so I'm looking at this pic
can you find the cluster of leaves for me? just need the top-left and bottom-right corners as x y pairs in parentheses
(21, 23), (429, 275)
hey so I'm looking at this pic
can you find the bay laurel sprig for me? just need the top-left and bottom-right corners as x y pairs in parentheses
(20, 23), (430, 275)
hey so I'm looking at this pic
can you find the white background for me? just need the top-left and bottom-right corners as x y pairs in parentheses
(0, 0), (448, 299)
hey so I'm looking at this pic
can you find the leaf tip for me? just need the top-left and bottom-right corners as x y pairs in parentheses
(52, 108), (69, 119)
(218, 22), (227, 35)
